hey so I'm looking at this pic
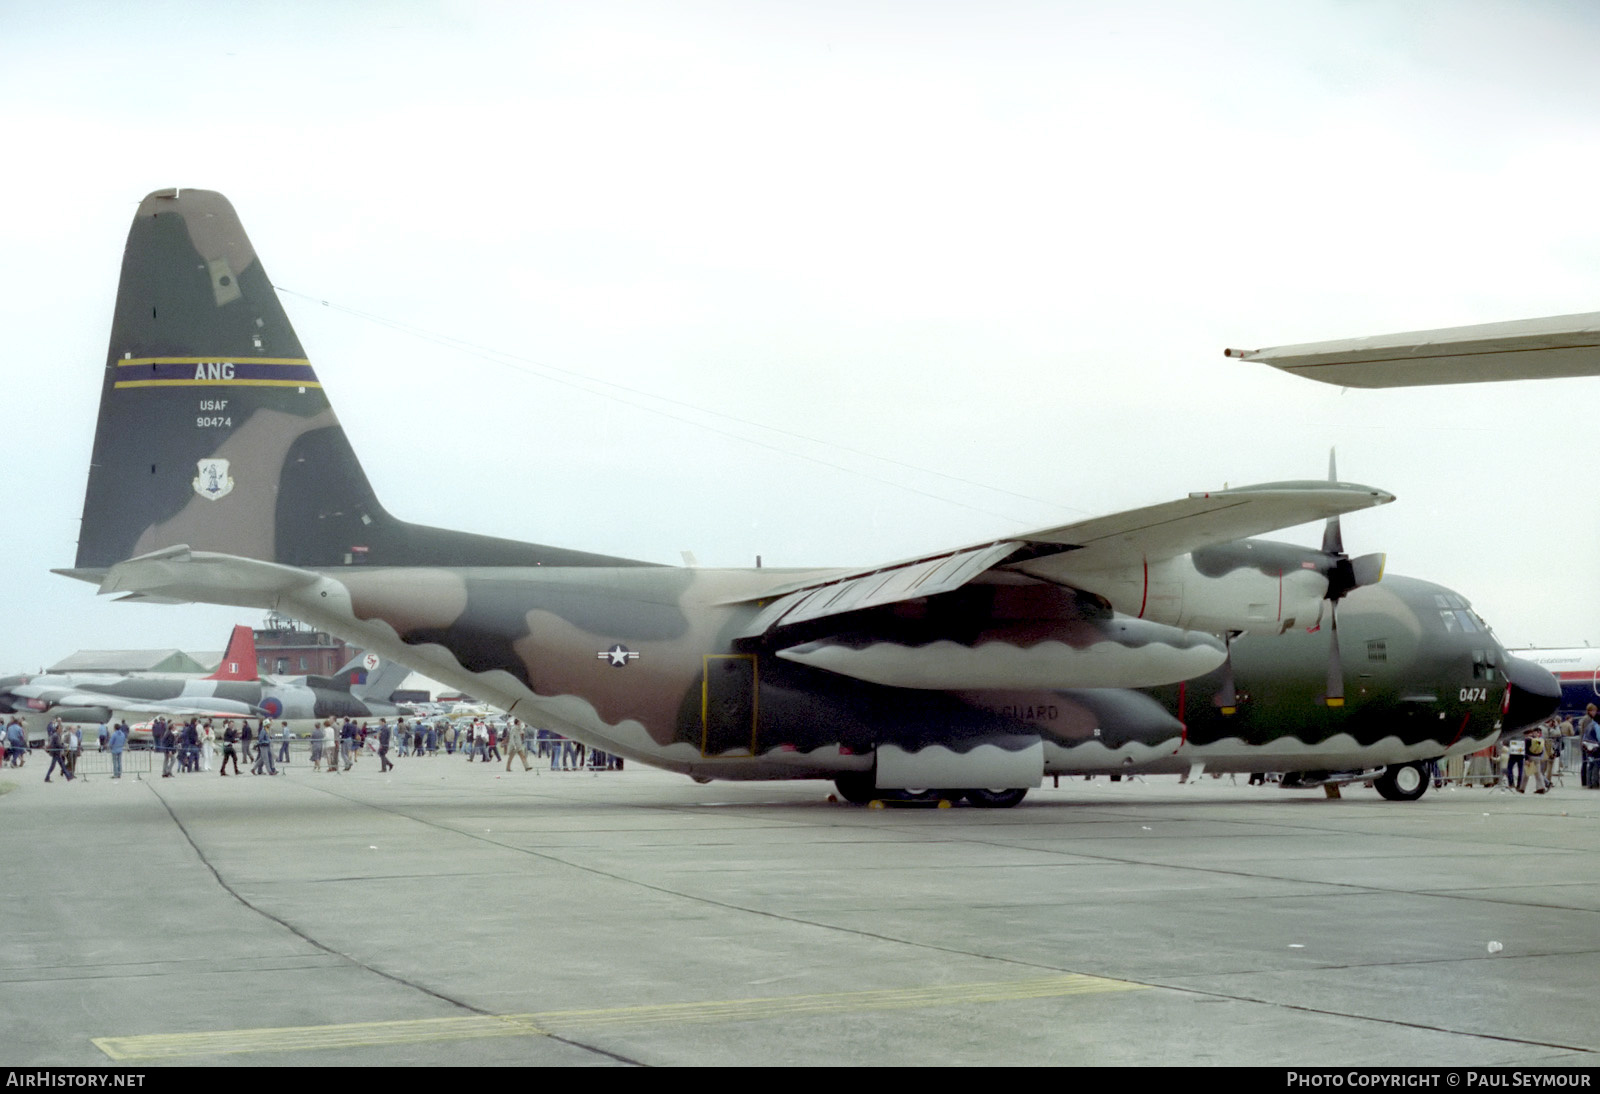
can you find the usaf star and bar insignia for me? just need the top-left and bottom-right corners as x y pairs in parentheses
(599, 644), (640, 668)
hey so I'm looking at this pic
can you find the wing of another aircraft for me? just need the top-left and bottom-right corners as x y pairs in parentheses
(733, 479), (1392, 639)
(126, 699), (260, 718)
(1226, 311), (1600, 388)
(6, 683), (257, 720)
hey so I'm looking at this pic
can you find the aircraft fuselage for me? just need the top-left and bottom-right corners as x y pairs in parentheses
(264, 561), (1525, 787)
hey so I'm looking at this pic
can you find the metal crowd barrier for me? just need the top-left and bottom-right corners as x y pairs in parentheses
(26, 747), (154, 780)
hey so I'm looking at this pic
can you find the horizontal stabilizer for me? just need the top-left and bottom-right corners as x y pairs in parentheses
(1226, 311), (1600, 388)
(79, 545), (325, 610)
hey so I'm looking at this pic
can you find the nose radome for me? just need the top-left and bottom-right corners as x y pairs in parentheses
(1501, 655), (1561, 732)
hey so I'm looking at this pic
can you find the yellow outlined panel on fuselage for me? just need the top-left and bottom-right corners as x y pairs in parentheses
(701, 653), (758, 757)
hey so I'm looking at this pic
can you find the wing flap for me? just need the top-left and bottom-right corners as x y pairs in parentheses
(1226, 311), (1600, 388)
(735, 541), (1022, 639)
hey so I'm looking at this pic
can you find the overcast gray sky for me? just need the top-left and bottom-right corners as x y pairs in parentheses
(3, 0), (1598, 671)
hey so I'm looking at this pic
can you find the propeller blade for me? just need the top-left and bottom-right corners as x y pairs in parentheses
(1325, 601), (1345, 708)
(1349, 552), (1386, 589)
(1214, 632), (1238, 714)
(1321, 449), (1345, 556)
(1321, 514), (1344, 557)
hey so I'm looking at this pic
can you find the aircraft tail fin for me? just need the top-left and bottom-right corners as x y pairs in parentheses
(204, 624), (259, 681)
(321, 651), (405, 703)
(75, 188), (645, 574)
(349, 656), (410, 704)
(325, 651), (377, 692)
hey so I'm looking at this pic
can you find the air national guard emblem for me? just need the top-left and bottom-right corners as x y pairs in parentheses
(192, 458), (234, 500)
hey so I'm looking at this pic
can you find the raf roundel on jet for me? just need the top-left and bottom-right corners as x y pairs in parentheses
(54, 189), (1560, 806)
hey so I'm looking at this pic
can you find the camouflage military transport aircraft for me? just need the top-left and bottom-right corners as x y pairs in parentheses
(55, 189), (1559, 805)
(0, 622), (411, 730)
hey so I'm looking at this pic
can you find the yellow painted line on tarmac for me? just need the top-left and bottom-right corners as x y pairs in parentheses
(542, 973), (1142, 1031)
(95, 1017), (544, 1062)
(94, 973), (1143, 1061)
(93, 1014), (547, 1061)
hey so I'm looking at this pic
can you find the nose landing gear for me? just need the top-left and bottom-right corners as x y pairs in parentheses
(1373, 761), (1429, 802)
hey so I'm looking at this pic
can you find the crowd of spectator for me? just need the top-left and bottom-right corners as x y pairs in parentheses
(5, 710), (625, 781)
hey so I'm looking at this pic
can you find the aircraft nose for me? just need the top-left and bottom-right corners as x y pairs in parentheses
(1501, 654), (1560, 731)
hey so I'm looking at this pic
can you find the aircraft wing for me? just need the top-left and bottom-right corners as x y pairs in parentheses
(4, 684), (257, 719)
(138, 700), (261, 718)
(5, 684), (105, 708)
(734, 478), (1391, 639)
(1225, 311), (1600, 388)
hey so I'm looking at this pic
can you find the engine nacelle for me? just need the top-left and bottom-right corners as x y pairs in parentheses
(779, 612), (1223, 691)
(1062, 539), (1333, 637)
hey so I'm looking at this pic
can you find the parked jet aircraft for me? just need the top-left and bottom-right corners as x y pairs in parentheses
(0, 624), (260, 728)
(54, 189), (1559, 805)
(0, 622), (410, 731)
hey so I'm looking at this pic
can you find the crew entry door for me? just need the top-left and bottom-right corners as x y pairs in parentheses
(701, 654), (758, 757)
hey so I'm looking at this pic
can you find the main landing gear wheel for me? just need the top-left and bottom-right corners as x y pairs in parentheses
(833, 772), (877, 805)
(879, 788), (948, 804)
(1373, 762), (1429, 802)
(963, 788), (1028, 809)
(832, 776), (957, 806)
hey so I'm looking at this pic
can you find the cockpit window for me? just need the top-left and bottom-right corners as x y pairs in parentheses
(1435, 600), (1487, 636)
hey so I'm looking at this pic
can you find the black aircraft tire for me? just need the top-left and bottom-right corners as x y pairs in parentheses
(886, 788), (945, 804)
(964, 787), (1029, 809)
(1373, 762), (1429, 802)
(833, 773), (877, 805)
